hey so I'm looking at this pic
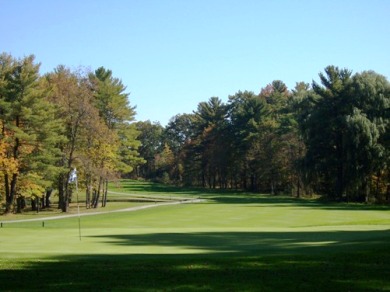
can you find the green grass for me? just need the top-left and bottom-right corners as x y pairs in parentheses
(1, 180), (390, 291)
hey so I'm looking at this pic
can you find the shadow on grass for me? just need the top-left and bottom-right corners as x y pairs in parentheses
(115, 181), (322, 208)
(89, 230), (390, 255)
(116, 180), (251, 196)
(208, 195), (312, 205)
(1, 246), (389, 291)
(1, 229), (389, 290)
(114, 180), (390, 211)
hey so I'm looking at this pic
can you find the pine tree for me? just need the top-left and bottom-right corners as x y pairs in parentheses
(0, 53), (64, 213)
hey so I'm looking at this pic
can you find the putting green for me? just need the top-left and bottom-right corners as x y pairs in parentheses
(1, 198), (389, 259)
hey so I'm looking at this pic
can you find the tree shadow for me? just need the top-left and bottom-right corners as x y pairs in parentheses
(113, 180), (390, 211)
(209, 195), (390, 211)
(1, 230), (389, 291)
(312, 203), (390, 211)
(89, 230), (390, 255)
(208, 195), (314, 206)
(116, 180), (255, 197)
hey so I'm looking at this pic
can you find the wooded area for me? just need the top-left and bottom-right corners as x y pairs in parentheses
(1, 53), (389, 213)
(0, 53), (143, 213)
(136, 68), (389, 203)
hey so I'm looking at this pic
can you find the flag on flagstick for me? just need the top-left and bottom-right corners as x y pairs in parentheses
(68, 168), (81, 240)
(69, 168), (77, 183)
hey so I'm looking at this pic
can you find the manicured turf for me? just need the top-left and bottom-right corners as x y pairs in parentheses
(1, 180), (389, 291)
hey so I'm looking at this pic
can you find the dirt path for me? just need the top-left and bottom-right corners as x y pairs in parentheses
(1, 199), (205, 224)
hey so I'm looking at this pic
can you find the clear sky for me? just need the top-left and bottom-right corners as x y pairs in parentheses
(1, 0), (389, 125)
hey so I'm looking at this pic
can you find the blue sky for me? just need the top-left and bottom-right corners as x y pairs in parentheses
(1, 0), (389, 125)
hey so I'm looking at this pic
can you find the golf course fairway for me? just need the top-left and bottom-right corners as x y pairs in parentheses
(1, 181), (389, 291)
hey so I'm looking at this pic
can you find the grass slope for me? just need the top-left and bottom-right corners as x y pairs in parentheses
(1, 180), (389, 291)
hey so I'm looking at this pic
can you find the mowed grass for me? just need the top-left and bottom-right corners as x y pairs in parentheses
(1, 180), (390, 291)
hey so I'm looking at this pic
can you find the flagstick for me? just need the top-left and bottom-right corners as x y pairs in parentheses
(75, 176), (81, 241)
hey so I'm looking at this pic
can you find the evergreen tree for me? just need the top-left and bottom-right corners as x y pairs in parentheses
(0, 54), (64, 213)
(190, 97), (229, 188)
(227, 91), (269, 190)
(346, 71), (390, 201)
(88, 67), (144, 207)
(300, 66), (389, 201)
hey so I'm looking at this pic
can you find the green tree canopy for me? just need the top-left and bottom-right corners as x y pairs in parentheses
(0, 53), (64, 213)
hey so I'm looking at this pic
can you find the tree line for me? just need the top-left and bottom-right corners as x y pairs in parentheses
(0, 53), (144, 213)
(1, 53), (389, 213)
(135, 67), (389, 203)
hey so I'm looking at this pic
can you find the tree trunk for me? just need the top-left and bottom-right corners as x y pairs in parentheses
(91, 189), (97, 208)
(250, 174), (255, 192)
(5, 173), (18, 213)
(4, 173), (11, 213)
(93, 177), (102, 208)
(85, 173), (92, 209)
(45, 189), (52, 208)
(41, 194), (46, 208)
(36, 197), (40, 213)
(31, 197), (39, 212)
(242, 169), (247, 190)
(57, 174), (69, 212)
(296, 177), (301, 199)
(86, 185), (91, 209)
(31, 197), (36, 211)
(16, 196), (25, 213)
(93, 191), (100, 208)
(101, 179), (108, 207)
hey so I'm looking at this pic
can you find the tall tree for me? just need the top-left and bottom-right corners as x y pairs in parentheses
(44, 66), (98, 212)
(289, 82), (312, 197)
(91, 67), (144, 173)
(164, 113), (195, 182)
(344, 71), (390, 201)
(189, 97), (229, 188)
(300, 66), (389, 201)
(164, 113), (194, 153)
(91, 67), (135, 128)
(88, 67), (144, 206)
(259, 80), (289, 119)
(301, 66), (353, 199)
(0, 53), (63, 213)
(227, 91), (269, 190)
(135, 121), (164, 179)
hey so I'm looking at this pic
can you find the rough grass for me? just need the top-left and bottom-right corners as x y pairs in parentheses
(1, 180), (389, 291)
